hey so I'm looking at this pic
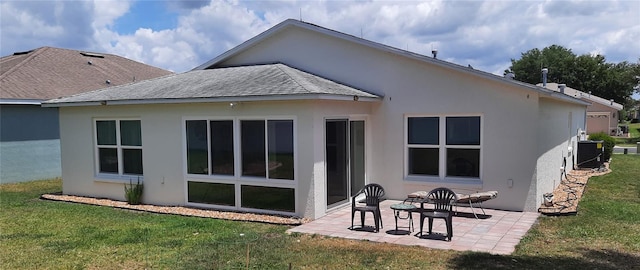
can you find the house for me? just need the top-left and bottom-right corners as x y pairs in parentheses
(43, 20), (589, 219)
(539, 83), (623, 135)
(0, 47), (172, 183)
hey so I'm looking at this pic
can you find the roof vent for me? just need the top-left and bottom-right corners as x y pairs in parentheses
(13, 50), (34, 56)
(558, 84), (566, 94)
(542, 68), (548, 87)
(431, 48), (438, 59)
(80, 52), (105, 58)
(505, 72), (515, 79)
(88, 61), (93, 65)
(106, 80), (111, 85)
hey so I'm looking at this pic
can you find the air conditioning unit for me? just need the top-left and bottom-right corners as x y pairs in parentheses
(577, 141), (604, 169)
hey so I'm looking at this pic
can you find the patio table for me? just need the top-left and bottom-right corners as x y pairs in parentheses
(390, 203), (416, 232)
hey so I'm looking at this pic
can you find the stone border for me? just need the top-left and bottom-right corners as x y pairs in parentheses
(41, 193), (309, 225)
(538, 162), (611, 215)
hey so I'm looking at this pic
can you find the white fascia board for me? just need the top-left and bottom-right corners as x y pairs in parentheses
(0, 99), (43, 105)
(539, 90), (592, 106)
(42, 94), (382, 107)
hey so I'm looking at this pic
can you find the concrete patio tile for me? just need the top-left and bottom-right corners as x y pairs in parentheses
(286, 200), (539, 255)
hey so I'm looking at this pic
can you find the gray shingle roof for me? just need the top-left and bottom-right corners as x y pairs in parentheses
(44, 63), (380, 106)
(1, 47), (172, 101)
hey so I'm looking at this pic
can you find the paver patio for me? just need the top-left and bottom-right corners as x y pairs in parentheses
(287, 200), (539, 255)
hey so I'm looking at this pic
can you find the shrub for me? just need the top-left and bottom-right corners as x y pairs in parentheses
(124, 178), (144, 205)
(588, 132), (615, 161)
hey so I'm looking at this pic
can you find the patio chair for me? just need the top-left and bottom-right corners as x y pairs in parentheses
(408, 190), (497, 219)
(418, 187), (457, 241)
(350, 183), (385, 232)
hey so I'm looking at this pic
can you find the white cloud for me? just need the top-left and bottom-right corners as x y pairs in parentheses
(1, 0), (638, 74)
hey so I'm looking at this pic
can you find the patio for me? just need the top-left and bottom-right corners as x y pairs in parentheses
(287, 200), (539, 255)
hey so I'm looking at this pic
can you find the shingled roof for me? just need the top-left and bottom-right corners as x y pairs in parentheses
(0, 47), (172, 103)
(43, 63), (380, 107)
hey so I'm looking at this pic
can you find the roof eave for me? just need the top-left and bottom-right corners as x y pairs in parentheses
(43, 94), (382, 108)
(538, 91), (592, 106)
(0, 98), (43, 105)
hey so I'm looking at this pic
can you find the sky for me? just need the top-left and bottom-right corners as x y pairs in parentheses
(1, 0), (639, 89)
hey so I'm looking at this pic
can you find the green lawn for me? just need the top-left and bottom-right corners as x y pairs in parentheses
(617, 122), (640, 146)
(1, 155), (639, 269)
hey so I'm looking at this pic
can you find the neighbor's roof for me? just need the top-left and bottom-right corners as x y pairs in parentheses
(195, 19), (589, 107)
(0, 47), (172, 104)
(43, 63), (381, 107)
(540, 83), (623, 110)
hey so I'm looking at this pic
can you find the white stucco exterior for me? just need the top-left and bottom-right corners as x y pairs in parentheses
(54, 20), (588, 219)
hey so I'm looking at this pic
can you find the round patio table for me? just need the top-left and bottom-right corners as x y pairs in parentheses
(390, 203), (416, 233)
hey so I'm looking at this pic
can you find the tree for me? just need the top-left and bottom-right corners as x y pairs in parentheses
(505, 45), (640, 108)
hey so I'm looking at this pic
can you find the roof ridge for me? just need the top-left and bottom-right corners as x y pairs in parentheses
(274, 63), (313, 94)
(0, 47), (47, 81)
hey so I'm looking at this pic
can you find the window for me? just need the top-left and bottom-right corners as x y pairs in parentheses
(406, 116), (481, 179)
(185, 118), (296, 213)
(407, 117), (439, 176)
(186, 120), (235, 175)
(185, 119), (294, 180)
(95, 119), (143, 176)
(240, 119), (294, 179)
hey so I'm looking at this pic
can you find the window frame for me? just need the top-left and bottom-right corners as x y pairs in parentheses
(93, 118), (143, 182)
(404, 114), (482, 183)
(182, 116), (298, 215)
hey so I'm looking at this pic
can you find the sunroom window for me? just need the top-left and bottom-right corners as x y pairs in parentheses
(185, 118), (296, 213)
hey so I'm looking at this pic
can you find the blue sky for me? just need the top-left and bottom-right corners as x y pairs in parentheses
(1, 0), (638, 98)
(113, 1), (178, 34)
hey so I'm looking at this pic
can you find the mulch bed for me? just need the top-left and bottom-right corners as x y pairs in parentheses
(40, 193), (309, 225)
(538, 162), (611, 215)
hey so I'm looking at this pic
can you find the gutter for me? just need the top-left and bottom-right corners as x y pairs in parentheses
(42, 94), (383, 108)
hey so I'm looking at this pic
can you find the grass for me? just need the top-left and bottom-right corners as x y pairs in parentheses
(1, 155), (639, 269)
(616, 122), (640, 146)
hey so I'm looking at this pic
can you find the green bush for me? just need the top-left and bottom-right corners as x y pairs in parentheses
(124, 178), (144, 205)
(588, 132), (616, 161)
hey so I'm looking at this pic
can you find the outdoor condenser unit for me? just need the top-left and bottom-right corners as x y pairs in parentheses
(577, 140), (604, 169)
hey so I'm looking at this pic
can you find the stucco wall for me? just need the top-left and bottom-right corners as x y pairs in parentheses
(532, 98), (585, 211)
(59, 100), (372, 218)
(218, 26), (553, 212)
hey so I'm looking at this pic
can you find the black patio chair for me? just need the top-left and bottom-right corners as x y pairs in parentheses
(418, 187), (457, 241)
(350, 183), (385, 232)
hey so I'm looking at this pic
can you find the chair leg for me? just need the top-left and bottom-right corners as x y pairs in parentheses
(447, 217), (453, 241)
(377, 208), (383, 229)
(360, 211), (365, 228)
(373, 212), (379, 232)
(418, 216), (424, 236)
(351, 210), (355, 229)
(428, 217), (434, 235)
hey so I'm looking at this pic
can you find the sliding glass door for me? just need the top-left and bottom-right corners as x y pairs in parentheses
(326, 119), (365, 207)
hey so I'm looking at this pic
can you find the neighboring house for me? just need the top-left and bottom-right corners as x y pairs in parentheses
(0, 47), (172, 183)
(44, 20), (589, 219)
(540, 83), (623, 135)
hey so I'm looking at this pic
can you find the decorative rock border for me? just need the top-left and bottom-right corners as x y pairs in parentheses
(538, 162), (611, 215)
(41, 193), (309, 225)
